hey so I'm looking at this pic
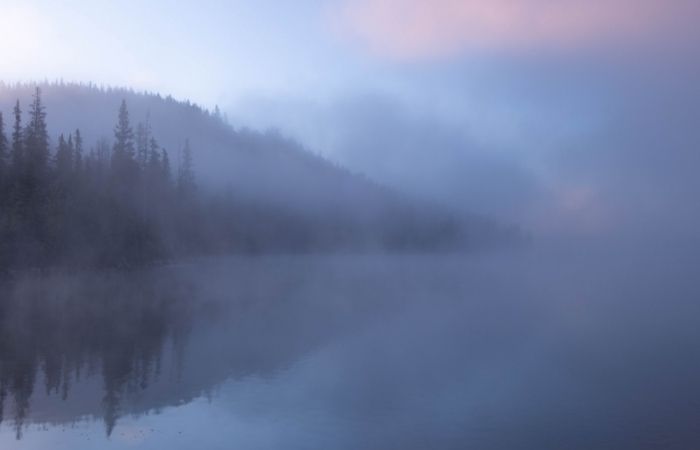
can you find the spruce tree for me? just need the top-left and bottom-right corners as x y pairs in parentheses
(146, 139), (162, 187)
(177, 139), (195, 198)
(74, 129), (83, 173)
(161, 148), (171, 186)
(24, 87), (50, 178)
(113, 100), (134, 158)
(111, 100), (137, 189)
(136, 116), (151, 170)
(11, 100), (23, 174)
(55, 134), (73, 178)
(0, 112), (7, 180)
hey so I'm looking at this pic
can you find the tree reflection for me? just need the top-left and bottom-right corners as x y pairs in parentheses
(0, 269), (192, 439)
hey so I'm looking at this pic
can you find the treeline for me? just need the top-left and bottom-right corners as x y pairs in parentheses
(0, 88), (198, 269)
(0, 86), (479, 270)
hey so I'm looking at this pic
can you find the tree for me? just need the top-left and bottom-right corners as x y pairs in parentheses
(177, 139), (195, 198)
(111, 100), (137, 190)
(135, 114), (151, 170)
(54, 134), (73, 179)
(145, 138), (162, 190)
(24, 87), (50, 178)
(74, 129), (83, 173)
(0, 112), (7, 181)
(11, 100), (23, 174)
(161, 148), (171, 186)
(146, 140), (161, 173)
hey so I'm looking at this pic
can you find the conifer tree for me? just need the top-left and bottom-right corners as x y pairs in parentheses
(135, 115), (151, 170)
(0, 112), (7, 181)
(74, 129), (83, 172)
(113, 100), (134, 159)
(11, 100), (23, 174)
(111, 100), (137, 189)
(177, 139), (195, 198)
(161, 148), (171, 186)
(55, 134), (73, 178)
(24, 87), (50, 178)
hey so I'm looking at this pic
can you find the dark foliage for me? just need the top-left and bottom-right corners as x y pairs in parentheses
(0, 84), (497, 270)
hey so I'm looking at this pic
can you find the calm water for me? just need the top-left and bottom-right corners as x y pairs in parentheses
(1, 244), (700, 449)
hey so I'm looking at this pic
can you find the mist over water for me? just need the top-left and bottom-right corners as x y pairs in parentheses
(2, 0), (700, 448)
(0, 239), (698, 449)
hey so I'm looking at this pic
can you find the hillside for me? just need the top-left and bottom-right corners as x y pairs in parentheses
(0, 82), (507, 268)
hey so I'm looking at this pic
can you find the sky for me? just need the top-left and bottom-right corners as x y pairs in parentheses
(1, 0), (699, 236)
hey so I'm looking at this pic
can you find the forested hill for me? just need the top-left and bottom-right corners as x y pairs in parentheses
(0, 82), (508, 269)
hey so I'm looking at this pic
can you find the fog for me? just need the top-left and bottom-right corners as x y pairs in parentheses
(227, 46), (700, 241)
(1, 1), (700, 448)
(2, 245), (700, 449)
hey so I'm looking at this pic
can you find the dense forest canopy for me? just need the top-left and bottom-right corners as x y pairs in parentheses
(0, 83), (510, 270)
(0, 87), (200, 268)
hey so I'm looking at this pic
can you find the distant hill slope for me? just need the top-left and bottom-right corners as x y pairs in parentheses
(0, 82), (511, 256)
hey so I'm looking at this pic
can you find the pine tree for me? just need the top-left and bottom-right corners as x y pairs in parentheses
(55, 134), (73, 178)
(74, 129), (83, 173)
(95, 137), (110, 174)
(161, 148), (171, 186)
(67, 133), (75, 175)
(24, 87), (50, 177)
(177, 139), (195, 198)
(146, 139), (162, 182)
(135, 114), (151, 170)
(112, 100), (135, 160)
(0, 112), (8, 181)
(11, 100), (23, 174)
(111, 100), (137, 190)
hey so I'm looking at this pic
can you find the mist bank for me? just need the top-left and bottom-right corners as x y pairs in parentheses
(3, 240), (700, 446)
(0, 83), (516, 270)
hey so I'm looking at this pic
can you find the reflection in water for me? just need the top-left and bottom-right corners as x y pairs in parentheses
(2, 249), (700, 449)
(0, 270), (193, 438)
(0, 256), (423, 441)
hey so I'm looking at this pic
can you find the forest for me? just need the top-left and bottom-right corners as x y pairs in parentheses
(0, 86), (480, 270)
(0, 88), (203, 269)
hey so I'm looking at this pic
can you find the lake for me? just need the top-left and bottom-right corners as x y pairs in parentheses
(1, 242), (700, 449)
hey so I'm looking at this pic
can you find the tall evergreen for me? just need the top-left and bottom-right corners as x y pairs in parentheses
(24, 87), (50, 178)
(135, 115), (151, 170)
(11, 100), (23, 174)
(55, 134), (73, 179)
(146, 140), (161, 176)
(177, 139), (195, 198)
(0, 112), (7, 181)
(74, 129), (83, 172)
(161, 148), (171, 186)
(111, 100), (137, 189)
(113, 100), (134, 159)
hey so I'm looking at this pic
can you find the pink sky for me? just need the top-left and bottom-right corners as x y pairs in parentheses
(338, 0), (697, 60)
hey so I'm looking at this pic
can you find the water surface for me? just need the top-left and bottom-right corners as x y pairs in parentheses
(1, 245), (699, 449)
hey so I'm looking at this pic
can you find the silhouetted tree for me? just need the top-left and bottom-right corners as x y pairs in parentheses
(0, 83), (467, 269)
(54, 134), (73, 179)
(161, 148), (171, 186)
(177, 139), (195, 199)
(135, 115), (151, 170)
(111, 100), (137, 193)
(0, 112), (7, 184)
(23, 87), (50, 179)
(146, 139), (161, 179)
(74, 129), (83, 173)
(11, 100), (23, 175)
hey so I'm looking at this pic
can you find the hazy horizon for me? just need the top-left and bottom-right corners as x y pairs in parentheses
(1, 1), (699, 449)
(3, 0), (699, 239)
